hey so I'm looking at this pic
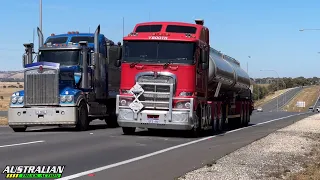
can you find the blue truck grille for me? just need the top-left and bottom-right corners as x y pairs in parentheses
(24, 68), (59, 106)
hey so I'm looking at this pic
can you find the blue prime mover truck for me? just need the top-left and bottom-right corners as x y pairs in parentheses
(8, 25), (123, 132)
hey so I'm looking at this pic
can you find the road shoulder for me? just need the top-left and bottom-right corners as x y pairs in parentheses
(59, 113), (311, 180)
(179, 113), (320, 180)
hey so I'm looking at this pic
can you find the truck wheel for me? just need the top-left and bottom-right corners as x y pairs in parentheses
(76, 101), (89, 131)
(217, 105), (224, 132)
(211, 112), (217, 134)
(105, 112), (119, 128)
(240, 105), (245, 127)
(11, 126), (27, 132)
(189, 108), (202, 138)
(244, 106), (250, 126)
(105, 99), (119, 128)
(122, 127), (135, 135)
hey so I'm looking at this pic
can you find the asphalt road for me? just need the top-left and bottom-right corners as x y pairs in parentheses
(0, 88), (316, 180)
(0, 87), (302, 118)
(0, 111), (7, 117)
(260, 87), (304, 112)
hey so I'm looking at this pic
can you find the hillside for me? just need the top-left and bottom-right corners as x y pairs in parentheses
(283, 85), (320, 112)
(0, 71), (24, 81)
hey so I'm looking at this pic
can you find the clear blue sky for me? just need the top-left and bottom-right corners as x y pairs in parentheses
(1, 0), (320, 78)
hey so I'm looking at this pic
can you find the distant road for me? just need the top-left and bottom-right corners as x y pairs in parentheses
(0, 111), (7, 117)
(261, 87), (304, 112)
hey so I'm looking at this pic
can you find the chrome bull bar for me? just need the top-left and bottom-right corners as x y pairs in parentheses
(116, 82), (194, 122)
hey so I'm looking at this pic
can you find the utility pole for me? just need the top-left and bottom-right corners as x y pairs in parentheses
(39, 0), (42, 32)
(122, 17), (125, 38)
(247, 62), (248, 74)
(276, 77), (279, 111)
(247, 56), (251, 74)
(257, 79), (260, 101)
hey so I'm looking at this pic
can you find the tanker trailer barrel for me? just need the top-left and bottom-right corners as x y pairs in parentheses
(208, 48), (251, 93)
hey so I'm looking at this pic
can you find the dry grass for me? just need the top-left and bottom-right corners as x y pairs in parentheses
(259, 83), (270, 87)
(287, 143), (320, 180)
(255, 88), (291, 107)
(283, 86), (320, 112)
(0, 82), (24, 111)
(0, 116), (8, 125)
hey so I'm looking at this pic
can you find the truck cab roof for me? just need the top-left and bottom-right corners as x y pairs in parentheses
(44, 33), (115, 49)
(123, 20), (209, 44)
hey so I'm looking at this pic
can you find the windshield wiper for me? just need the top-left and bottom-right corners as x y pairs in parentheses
(130, 55), (147, 68)
(163, 59), (173, 68)
(175, 57), (187, 61)
(163, 58), (187, 68)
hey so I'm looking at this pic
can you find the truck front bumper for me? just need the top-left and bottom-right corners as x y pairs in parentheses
(8, 107), (77, 127)
(117, 109), (195, 130)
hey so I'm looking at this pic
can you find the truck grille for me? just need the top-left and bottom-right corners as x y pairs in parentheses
(24, 68), (59, 106)
(136, 75), (175, 109)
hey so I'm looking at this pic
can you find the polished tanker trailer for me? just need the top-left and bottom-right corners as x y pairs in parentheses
(115, 19), (253, 137)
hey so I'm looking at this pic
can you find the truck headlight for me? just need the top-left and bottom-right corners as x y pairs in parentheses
(119, 97), (133, 106)
(175, 101), (191, 109)
(179, 92), (193, 96)
(60, 95), (74, 103)
(11, 97), (18, 104)
(66, 95), (73, 102)
(17, 96), (24, 104)
(60, 96), (66, 102)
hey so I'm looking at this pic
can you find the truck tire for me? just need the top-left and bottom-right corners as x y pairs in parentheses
(105, 99), (119, 128)
(240, 105), (245, 127)
(243, 104), (249, 126)
(122, 127), (136, 135)
(189, 107), (202, 138)
(217, 105), (224, 132)
(76, 101), (89, 131)
(105, 112), (119, 128)
(211, 106), (217, 134)
(11, 126), (27, 132)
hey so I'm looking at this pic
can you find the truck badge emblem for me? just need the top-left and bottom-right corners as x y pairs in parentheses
(38, 65), (43, 73)
(154, 71), (158, 78)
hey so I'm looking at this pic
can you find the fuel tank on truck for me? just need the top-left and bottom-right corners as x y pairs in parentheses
(208, 48), (251, 94)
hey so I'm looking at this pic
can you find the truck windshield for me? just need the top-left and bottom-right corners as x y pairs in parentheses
(38, 50), (80, 66)
(123, 40), (196, 64)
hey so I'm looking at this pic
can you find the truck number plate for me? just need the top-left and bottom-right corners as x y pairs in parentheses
(147, 115), (159, 123)
(35, 110), (47, 115)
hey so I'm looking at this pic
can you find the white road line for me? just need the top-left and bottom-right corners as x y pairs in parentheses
(0, 140), (45, 148)
(58, 112), (308, 180)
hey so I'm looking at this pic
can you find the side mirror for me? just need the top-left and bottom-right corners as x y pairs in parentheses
(117, 46), (122, 60)
(114, 59), (121, 67)
(200, 49), (206, 63)
(200, 49), (208, 70)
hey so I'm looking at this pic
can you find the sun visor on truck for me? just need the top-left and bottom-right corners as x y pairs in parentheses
(135, 25), (162, 32)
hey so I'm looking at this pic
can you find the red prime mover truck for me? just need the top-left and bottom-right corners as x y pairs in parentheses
(114, 19), (253, 137)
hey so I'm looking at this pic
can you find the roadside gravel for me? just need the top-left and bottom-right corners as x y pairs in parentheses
(179, 113), (320, 180)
